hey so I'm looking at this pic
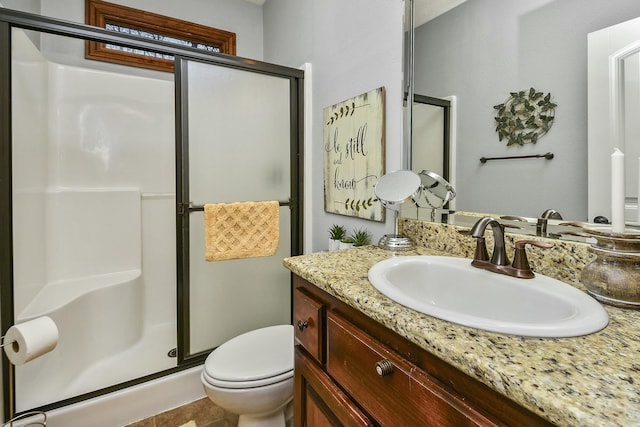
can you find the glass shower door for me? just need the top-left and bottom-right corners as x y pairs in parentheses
(178, 58), (294, 357)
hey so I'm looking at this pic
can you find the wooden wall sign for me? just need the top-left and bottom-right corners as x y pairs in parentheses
(323, 87), (385, 222)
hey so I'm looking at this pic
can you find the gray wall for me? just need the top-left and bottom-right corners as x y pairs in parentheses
(263, 0), (404, 252)
(263, 0), (312, 68)
(1, 0), (39, 13)
(414, 0), (640, 221)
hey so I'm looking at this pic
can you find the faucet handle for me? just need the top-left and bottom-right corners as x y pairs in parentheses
(500, 215), (528, 222)
(512, 240), (554, 278)
(515, 240), (554, 250)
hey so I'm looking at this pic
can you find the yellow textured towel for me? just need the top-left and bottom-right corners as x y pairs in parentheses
(204, 201), (280, 261)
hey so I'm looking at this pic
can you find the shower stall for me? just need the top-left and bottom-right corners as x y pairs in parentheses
(0, 8), (302, 419)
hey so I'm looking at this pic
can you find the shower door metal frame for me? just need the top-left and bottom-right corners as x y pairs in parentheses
(0, 7), (303, 419)
(0, 16), (15, 424)
(174, 56), (304, 364)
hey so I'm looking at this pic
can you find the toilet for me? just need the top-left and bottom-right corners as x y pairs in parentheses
(201, 324), (294, 427)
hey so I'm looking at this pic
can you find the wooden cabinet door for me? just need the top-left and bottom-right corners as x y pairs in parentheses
(326, 312), (494, 427)
(294, 346), (373, 427)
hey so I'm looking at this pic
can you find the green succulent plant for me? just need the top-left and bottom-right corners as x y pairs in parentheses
(350, 228), (371, 247)
(329, 224), (347, 241)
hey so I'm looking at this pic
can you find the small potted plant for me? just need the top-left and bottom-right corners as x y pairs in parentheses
(339, 235), (356, 250)
(328, 224), (347, 251)
(351, 228), (371, 247)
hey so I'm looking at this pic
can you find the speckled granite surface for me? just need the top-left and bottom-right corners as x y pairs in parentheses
(284, 222), (640, 427)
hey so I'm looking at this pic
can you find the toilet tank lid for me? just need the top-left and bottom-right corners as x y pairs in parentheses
(204, 324), (294, 382)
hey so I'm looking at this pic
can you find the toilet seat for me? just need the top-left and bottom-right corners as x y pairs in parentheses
(203, 324), (294, 389)
(202, 368), (293, 389)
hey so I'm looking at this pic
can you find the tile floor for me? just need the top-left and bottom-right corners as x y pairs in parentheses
(125, 397), (238, 427)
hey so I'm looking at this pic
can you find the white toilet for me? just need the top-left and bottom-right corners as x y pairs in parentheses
(201, 324), (294, 427)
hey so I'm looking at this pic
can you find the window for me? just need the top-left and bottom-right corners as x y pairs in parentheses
(85, 0), (236, 72)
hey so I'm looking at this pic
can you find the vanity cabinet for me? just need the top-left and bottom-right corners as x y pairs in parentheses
(293, 275), (553, 427)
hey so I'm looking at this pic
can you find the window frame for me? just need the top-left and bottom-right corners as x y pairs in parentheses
(85, 0), (236, 72)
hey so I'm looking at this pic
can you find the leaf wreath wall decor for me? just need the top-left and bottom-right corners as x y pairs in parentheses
(493, 88), (556, 146)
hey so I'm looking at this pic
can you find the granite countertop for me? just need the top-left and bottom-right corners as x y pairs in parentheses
(284, 246), (640, 427)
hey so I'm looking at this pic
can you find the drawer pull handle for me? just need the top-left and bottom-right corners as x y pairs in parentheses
(297, 320), (309, 331)
(375, 359), (394, 376)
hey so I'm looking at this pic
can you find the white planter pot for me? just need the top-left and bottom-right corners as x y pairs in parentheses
(328, 239), (341, 251)
(339, 242), (354, 250)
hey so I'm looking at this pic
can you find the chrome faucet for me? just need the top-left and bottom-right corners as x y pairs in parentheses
(467, 217), (553, 278)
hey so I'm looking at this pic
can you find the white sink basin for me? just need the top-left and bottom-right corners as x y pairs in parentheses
(368, 256), (608, 337)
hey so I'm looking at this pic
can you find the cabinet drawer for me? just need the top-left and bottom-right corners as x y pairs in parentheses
(326, 312), (493, 427)
(294, 287), (325, 362)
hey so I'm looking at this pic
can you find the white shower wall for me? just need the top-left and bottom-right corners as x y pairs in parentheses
(11, 29), (48, 313)
(46, 64), (175, 191)
(11, 29), (177, 410)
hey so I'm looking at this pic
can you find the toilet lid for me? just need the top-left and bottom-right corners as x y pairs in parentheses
(204, 324), (293, 384)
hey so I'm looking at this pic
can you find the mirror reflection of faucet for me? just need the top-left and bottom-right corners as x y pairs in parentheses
(467, 217), (553, 279)
(593, 215), (610, 224)
(537, 209), (563, 237)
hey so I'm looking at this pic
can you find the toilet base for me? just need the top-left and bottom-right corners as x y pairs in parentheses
(238, 407), (285, 427)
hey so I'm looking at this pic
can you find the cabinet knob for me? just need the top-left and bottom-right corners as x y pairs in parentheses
(375, 359), (394, 376)
(297, 320), (309, 331)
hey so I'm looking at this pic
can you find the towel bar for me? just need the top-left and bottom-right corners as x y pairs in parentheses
(480, 152), (554, 163)
(187, 200), (290, 212)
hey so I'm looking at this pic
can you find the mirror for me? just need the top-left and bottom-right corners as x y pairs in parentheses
(588, 15), (640, 225)
(415, 169), (456, 222)
(405, 0), (640, 232)
(375, 170), (421, 249)
(375, 170), (421, 211)
(416, 170), (455, 209)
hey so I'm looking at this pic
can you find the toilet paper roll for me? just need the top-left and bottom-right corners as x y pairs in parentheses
(3, 316), (58, 365)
